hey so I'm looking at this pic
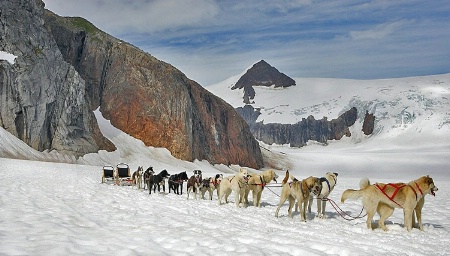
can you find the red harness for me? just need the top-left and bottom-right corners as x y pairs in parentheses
(376, 183), (406, 207)
(376, 182), (423, 208)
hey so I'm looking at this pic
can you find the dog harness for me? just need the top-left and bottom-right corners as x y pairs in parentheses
(375, 183), (407, 207)
(320, 177), (331, 191)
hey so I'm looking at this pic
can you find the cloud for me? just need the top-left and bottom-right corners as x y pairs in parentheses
(42, 0), (450, 86)
(349, 20), (408, 40)
(44, 0), (219, 34)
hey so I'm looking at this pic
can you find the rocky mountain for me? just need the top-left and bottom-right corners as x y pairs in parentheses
(231, 60), (296, 104)
(210, 61), (368, 147)
(0, 0), (115, 156)
(0, 0), (263, 168)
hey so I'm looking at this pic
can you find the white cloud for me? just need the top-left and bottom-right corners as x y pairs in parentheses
(44, 0), (219, 34)
(349, 20), (408, 40)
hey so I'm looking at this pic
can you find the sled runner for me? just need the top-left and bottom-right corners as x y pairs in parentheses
(101, 165), (115, 184)
(116, 163), (133, 186)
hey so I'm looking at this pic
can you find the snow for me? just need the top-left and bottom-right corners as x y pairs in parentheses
(0, 51), (17, 65)
(1, 73), (450, 255)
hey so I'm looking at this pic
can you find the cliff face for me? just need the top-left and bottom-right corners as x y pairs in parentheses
(236, 106), (359, 147)
(0, 0), (114, 156)
(43, 11), (263, 168)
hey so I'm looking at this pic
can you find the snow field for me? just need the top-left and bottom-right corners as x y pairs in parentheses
(1, 158), (449, 256)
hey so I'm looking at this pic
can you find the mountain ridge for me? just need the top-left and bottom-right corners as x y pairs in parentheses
(207, 64), (450, 148)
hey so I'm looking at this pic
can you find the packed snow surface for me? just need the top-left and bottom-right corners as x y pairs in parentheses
(0, 157), (448, 255)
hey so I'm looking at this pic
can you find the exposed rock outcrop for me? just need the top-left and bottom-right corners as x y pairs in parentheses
(231, 60), (296, 104)
(237, 106), (358, 147)
(362, 111), (375, 135)
(43, 10), (263, 168)
(0, 0), (115, 156)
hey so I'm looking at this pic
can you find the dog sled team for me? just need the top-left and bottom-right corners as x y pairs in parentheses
(102, 164), (438, 232)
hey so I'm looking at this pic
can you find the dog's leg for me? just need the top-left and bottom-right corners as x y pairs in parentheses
(244, 188), (250, 205)
(288, 196), (296, 218)
(320, 198), (327, 218)
(415, 197), (425, 230)
(404, 208), (414, 232)
(365, 204), (376, 230)
(275, 193), (288, 218)
(377, 203), (394, 231)
(256, 190), (263, 207)
(218, 188), (223, 205)
(308, 196), (313, 214)
(301, 200), (308, 221)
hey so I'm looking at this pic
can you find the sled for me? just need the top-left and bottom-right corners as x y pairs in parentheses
(101, 165), (116, 184)
(116, 163), (133, 186)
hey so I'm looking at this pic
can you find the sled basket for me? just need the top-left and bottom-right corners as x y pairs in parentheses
(101, 165), (115, 184)
(116, 163), (132, 186)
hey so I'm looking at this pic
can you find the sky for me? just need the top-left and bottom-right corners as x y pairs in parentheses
(42, 0), (450, 86)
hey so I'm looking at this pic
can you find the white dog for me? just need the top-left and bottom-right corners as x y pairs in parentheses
(218, 169), (250, 207)
(305, 172), (338, 218)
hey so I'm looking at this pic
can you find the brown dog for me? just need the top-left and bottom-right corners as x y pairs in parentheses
(244, 170), (278, 207)
(275, 171), (322, 222)
(341, 176), (438, 231)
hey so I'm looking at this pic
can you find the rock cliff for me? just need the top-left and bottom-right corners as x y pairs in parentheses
(0, 0), (114, 156)
(236, 106), (358, 147)
(43, 9), (263, 168)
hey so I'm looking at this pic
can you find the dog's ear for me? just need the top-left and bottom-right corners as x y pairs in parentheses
(334, 172), (338, 176)
(427, 176), (434, 185)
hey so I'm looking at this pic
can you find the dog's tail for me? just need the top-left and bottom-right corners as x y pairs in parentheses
(359, 178), (370, 189)
(282, 170), (290, 185)
(341, 189), (365, 203)
(341, 178), (371, 203)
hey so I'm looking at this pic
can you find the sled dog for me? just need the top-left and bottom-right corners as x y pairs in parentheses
(244, 170), (278, 207)
(305, 172), (338, 218)
(131, 166), (144, 190)
(218, 169), (250, 207)
(275, 171), (322, 222)
(201, 174), (223, 200)
(341, 175), (438, 231)
(187, 170), (203, 200)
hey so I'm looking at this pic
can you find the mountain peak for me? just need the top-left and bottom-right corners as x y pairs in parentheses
(231, 60), (295, 103)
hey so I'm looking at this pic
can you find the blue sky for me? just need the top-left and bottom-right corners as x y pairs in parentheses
(43, 0), (450, 86)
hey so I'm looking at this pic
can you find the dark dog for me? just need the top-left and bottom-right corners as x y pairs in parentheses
(187, 170), (202, 199)
(148, 169), (170, 194)
(168, 171), (189, 195)
(143, 167), (154, 190)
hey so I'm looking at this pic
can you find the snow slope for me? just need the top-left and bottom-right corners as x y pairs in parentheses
(207, 73), (450, 150)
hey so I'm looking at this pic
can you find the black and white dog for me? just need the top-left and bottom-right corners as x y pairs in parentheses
(201, 174), (223, 200)
(168, 171), (189, 195)
(143, 167), (154, 190)
(306, 172), (338, 218)
(148, 169), (171, 194)
(187, 170), (202, 199)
